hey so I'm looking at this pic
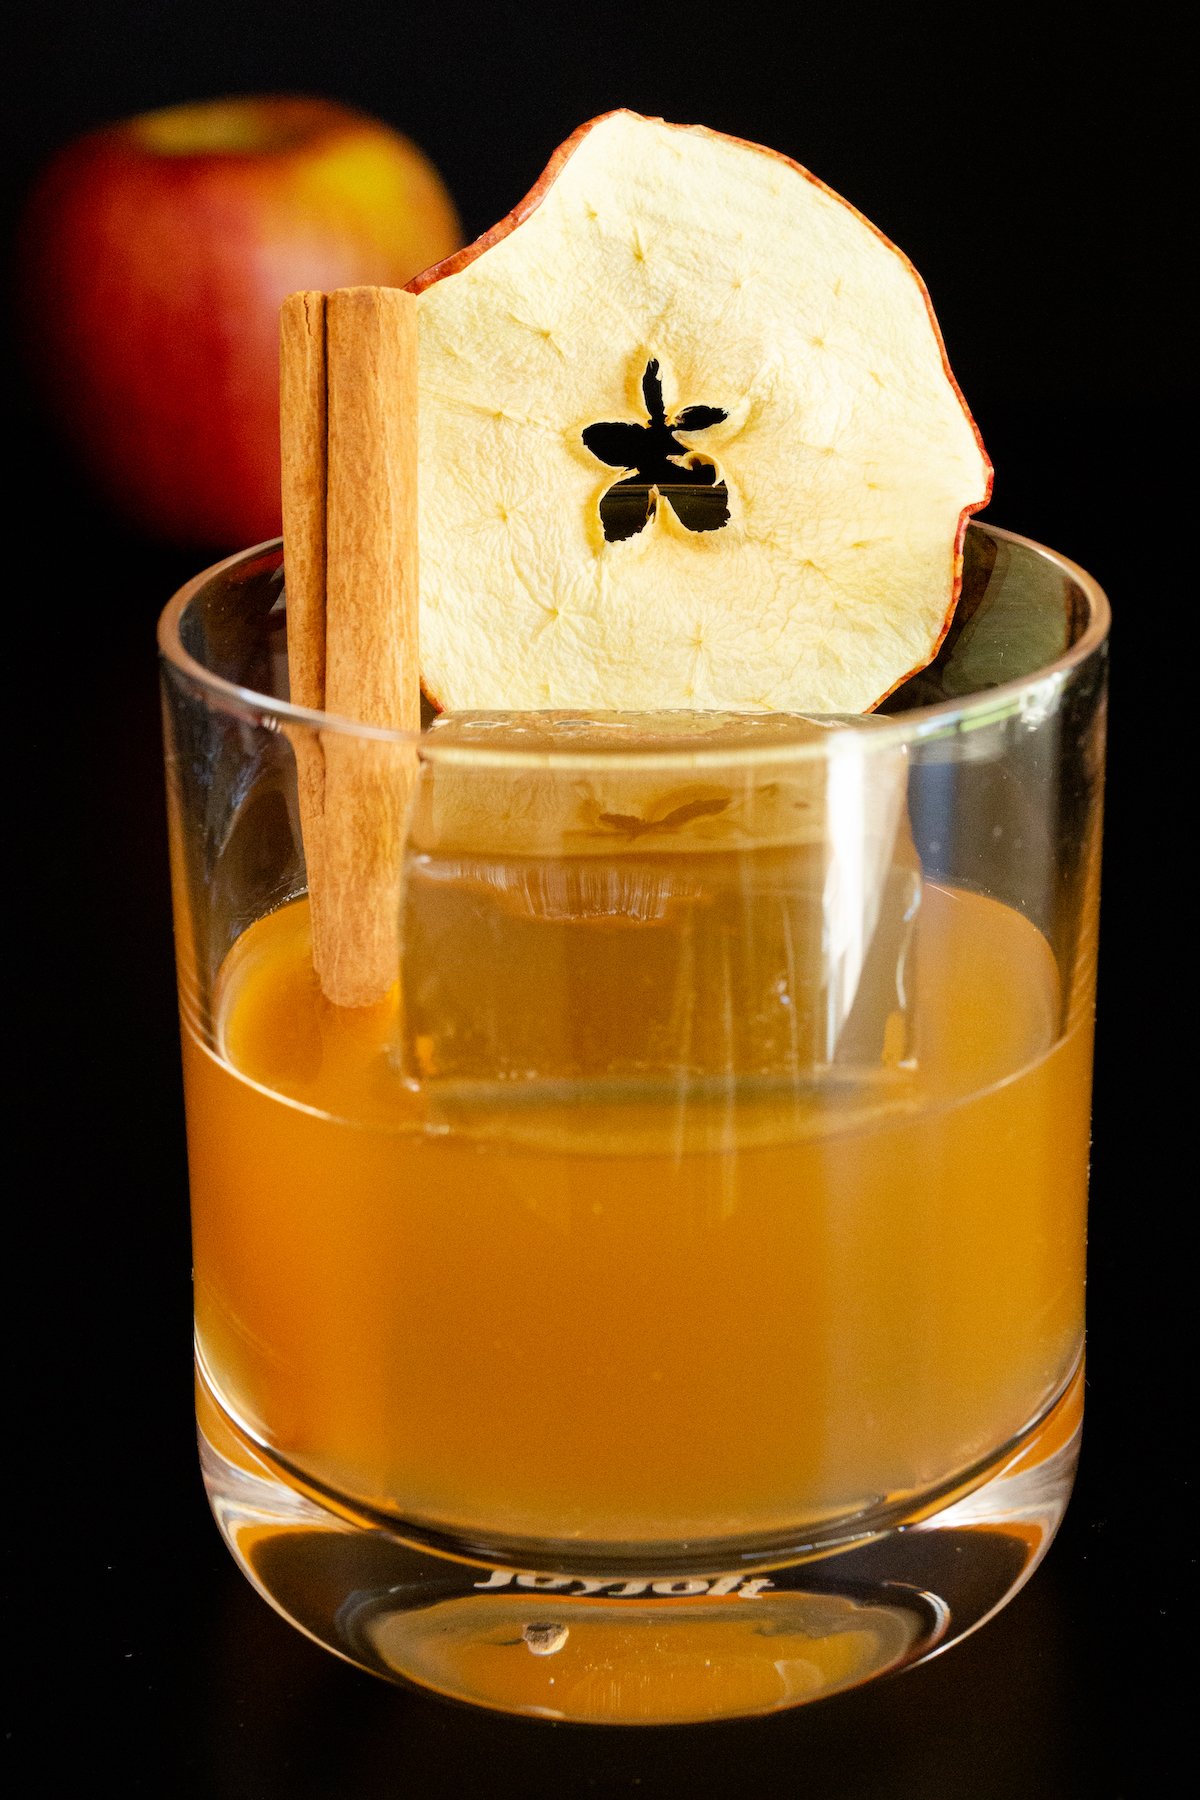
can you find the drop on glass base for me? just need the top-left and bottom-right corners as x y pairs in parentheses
(197, 1363), (1082, 1726)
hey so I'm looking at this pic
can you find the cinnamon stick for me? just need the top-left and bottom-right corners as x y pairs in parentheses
(280, 285), (421, 1007)
(280, 290), (328, 944)
(280, 291), (328, 714)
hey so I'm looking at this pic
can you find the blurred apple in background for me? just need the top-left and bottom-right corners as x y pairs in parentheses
(16, 95), (460, 549)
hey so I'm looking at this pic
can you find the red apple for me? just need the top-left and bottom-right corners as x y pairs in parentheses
(16, 95), (460, 549)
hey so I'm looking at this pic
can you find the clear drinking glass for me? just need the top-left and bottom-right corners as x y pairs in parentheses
(159, 521), (1108, 1725)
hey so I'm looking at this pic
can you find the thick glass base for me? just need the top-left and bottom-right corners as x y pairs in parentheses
(198, 1362), (1082, 1725)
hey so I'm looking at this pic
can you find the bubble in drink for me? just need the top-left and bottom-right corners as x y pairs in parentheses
(523, 1623), (570, 1656)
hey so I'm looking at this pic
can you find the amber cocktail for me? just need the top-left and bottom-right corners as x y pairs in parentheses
(162, 521), (1107, 1723)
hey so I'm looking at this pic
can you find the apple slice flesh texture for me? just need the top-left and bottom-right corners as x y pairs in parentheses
(410, 110), (991, 716)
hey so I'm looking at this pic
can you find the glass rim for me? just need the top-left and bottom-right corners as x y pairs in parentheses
(157, 522), (1110, 767)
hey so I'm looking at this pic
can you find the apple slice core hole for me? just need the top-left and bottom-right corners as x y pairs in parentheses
(583, 356), (731, 542)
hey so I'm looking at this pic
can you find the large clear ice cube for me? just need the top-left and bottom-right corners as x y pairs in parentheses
(398, 713), (919, 1095)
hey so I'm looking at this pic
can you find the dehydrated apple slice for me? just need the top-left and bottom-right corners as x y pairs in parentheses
(409, 109), (991, 715)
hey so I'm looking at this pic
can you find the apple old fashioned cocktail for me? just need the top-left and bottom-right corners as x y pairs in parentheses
(162, 523), (1106, 1724)
(162, 112), (1106, 1723)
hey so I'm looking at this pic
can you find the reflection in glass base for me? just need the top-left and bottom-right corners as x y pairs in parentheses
(198, 1363), (1082, 1726)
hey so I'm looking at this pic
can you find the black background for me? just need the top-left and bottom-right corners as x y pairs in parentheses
(5, 4), (1189, 1795)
